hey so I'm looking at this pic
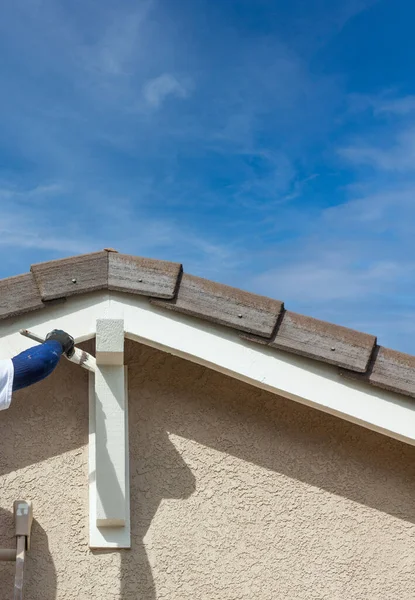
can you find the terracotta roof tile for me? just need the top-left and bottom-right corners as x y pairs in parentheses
(0, 250), (413, 399)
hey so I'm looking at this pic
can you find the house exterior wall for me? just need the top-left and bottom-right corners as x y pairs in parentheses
(1, 340), (415, 599)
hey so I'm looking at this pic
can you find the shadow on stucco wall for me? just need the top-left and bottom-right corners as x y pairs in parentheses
(112, 339), (415, 598)
(119, 421), (196, 598)
(89, 340), (196, 599)
(124, 341), (415, 528)
(92, 426), (195, 600)
(0, 507), (56, 600)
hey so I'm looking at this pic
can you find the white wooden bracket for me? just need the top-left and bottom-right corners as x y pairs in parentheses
(89, 318), (130, 548)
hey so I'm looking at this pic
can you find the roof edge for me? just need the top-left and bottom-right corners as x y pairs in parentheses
(0, 249), (413, 400)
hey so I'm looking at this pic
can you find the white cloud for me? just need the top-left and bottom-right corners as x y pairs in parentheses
(0, 183), (65, 202)
(348, 92), (415, 117)
(87, 2), (154, 77)
(374, 96), (415, 116)
(339, 127), (415, 171)
(341, 92), (415, 174)
(0, 181), (243, 278)
(246, 171), (415, 351)
(0, 231), (95, 255)
(323, 187), (415, 230)
(254, 259), (407, 303)
(142, 73), (190, 109)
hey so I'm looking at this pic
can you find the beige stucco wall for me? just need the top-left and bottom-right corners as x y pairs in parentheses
(1, 340), (415, 599)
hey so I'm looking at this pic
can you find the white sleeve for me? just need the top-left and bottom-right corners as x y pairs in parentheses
(0, 359), (14, 410)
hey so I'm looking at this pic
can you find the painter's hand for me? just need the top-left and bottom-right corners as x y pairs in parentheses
(45, 330), (75, 358)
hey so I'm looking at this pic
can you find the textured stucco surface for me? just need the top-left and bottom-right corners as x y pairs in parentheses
(1, 340), (415, 598)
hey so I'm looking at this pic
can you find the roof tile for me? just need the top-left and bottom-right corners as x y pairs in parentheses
(268, 311), (377, 372)
(108, 253), (182, 299)
(0, 273), (44, 320)
(152, 273), (283, 337)
(341, 346), (415, 397)
(31, 251), (108, 301)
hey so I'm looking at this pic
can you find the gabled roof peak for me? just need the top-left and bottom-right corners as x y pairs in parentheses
(0, 249), (414, 399)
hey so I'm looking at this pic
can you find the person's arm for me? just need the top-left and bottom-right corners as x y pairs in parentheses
(11, 330), (75, 392)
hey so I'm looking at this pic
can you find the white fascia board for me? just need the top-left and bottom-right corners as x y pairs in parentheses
(1, 291), (415, 446)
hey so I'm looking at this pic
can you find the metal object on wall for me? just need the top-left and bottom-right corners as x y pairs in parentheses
(0, 501), (33, 599)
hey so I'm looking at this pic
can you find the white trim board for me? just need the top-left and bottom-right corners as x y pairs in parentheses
(95, 319), (127, 530)
(1, 290), (415, 448)
(89, 369), (130, 548)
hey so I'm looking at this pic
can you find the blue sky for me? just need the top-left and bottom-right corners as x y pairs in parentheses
(1, 0), (415, 352)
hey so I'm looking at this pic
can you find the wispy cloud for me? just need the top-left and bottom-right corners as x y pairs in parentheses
(374, 96), (415, 116)
(349, 92), (415, 117)
(246, 85), (415, 349)
(255, 259), (408, 303)
(0, 180), (243, 280)
(82, 1), (155, 77)
(0, 183), (65, 202)
(339, 126), (415, 171)
(250, 184), (415, 347)
(143, 74), (191, 109)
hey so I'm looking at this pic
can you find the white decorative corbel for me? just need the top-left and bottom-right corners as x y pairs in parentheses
(89, 318), (130, 548)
